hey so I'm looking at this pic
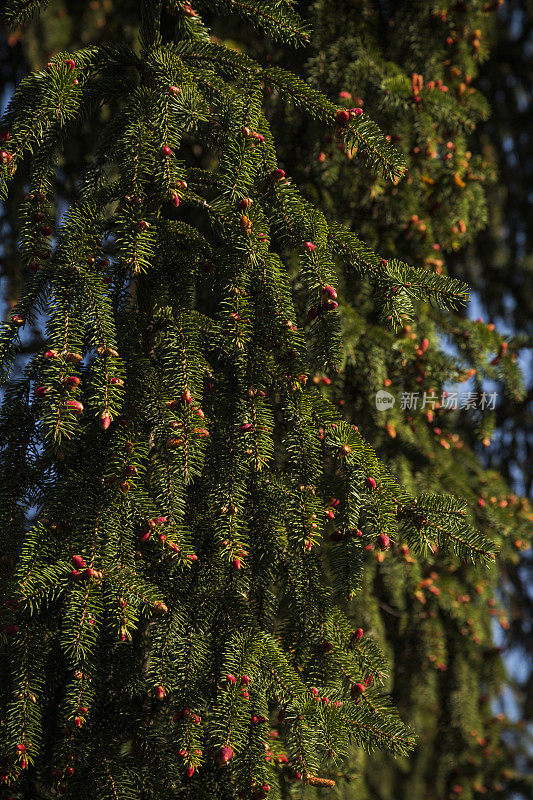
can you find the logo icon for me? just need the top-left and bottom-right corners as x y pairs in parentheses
(375, 390), (395, 411)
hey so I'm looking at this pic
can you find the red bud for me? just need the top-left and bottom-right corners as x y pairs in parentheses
(65, 399), (84, 414)
(99, 412), (111, 430)
(216, 746), (234, 764)
(336, 109), (350, 125)
(377, 533), (390, 550)
(320, 285), (337, 301)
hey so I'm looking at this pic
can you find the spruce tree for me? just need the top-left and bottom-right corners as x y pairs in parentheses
(0, 3), (529, 800)
(245, 1), (533, 797)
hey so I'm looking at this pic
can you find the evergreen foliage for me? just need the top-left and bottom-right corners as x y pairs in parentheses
(252, 0), (533, 796)
(0, 2), (531, 800)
